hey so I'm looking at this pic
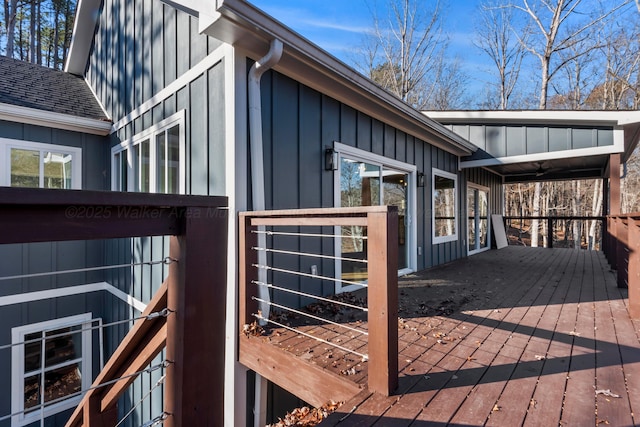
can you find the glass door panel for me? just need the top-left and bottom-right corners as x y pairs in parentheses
(468, 190), (476, 249)
(468, 186), (490, 254)
(340, 158), (380, 282)
(383, 168), (409, 270)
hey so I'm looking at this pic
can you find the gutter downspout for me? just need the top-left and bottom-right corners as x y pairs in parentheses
(248, 38), (283, 427)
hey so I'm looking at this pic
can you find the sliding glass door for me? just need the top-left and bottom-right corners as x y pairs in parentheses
(336, 144), (415, 291)
(468, 184), (490, 255)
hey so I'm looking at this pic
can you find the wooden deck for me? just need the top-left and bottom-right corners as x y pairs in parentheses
(243, 246), (640, 426)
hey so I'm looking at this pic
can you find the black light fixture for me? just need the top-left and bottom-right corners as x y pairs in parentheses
(417, 172), (425, 187)
(325, 147), (338, 171)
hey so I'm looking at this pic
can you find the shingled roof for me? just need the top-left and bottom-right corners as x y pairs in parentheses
(0, 56), (108, 121)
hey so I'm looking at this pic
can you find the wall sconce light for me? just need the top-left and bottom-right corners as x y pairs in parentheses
(417, 172), (425, 187)
(325, 147), (338, 171)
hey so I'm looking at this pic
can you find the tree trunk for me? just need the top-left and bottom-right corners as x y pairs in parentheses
(531, 182), (541, 247)
(5, 0), (18, 58)
(589, 180), (603, 250)
(30, 0), (36, 63)
(572, 180), (581, 249)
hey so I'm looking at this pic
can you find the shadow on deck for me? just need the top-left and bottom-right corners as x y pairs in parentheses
(242, 246), (640, 426)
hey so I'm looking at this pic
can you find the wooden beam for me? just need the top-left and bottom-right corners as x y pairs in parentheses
(239, 338), (362, 408)
(616, 219), (629, 289)
(100, 323), (167, 412)
(250, 217), (368, 227)
(366, 207), (399, 396)
(164, 207), (228, 427)
(65, 282), (168, 427)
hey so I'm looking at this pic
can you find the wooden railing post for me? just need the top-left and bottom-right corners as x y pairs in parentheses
(629, 219), (640, 319)
(366, 206), (398, 396)
(616, 219), (629, 289)
(547, 217), (554, 248)
(239, 214), (259, 327)
(165, 207), (228, 427)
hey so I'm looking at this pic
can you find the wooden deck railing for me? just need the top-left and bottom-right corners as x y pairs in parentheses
(503, 216), (605, 249)
(0, 188), (228, 426)
(239, 206), (399, 400)
(603, 213), (640, 319)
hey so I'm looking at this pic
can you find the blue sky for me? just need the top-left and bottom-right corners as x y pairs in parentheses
(248, 0), (491, 98)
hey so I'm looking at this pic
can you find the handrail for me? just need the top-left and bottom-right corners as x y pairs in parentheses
(0, 188), (229, 427)
(503, 215), (605, 249)
(239, 205), (399, 397)
(604, 213), (640, 319)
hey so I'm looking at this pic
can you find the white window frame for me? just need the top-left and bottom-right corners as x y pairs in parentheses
(432, 168), (458, 244)
(111, 111), (186, 194)
(333, 142), (417, 292)
(11, 313), (93, 427)
(467, 183), (491, 255)
(0, 138), (82, 189)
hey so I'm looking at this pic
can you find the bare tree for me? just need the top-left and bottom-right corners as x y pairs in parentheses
(357, 0), (465, 109)
(474, 0), (529, 109)
(512, 0), (632, 109)
(4, 0), (18, 57)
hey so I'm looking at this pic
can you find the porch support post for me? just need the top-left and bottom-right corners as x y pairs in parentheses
(609, 154), (621, 215)
(367, 206), (398, 396)
(629, 219), (640, 319)
(165, 207), (229, 427)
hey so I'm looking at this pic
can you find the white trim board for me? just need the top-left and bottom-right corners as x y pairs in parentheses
(0, 282), (147, 312)
(112, 45), (229, 132)
(460, 144), (624, 169)
(0, 102), (112, 136)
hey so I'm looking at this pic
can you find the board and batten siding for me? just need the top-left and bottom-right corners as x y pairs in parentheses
(257, 69), (465, 310)
(0, 122), (110, 425)
(447, 123), (614, 160)
(86, 2), (228, 423)
(86, 0), (222, 121)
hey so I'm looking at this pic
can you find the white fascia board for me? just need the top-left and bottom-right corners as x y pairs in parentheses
(423, 110), (640, 127)
(202, 0), (475, 157)
(65, 0), (102, 75)
(0, 103), (112, 136)
(460, 144), (624, 169)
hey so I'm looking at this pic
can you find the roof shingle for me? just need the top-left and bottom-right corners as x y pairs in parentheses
(0, 56), (109, 121)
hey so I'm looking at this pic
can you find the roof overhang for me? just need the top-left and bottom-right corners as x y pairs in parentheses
(65, 0), (102, 76)
(198, 0), (475, 157)
(0, 102), (112, 136)
(424, 110), (640, 183)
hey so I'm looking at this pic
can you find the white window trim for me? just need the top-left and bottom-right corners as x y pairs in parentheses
(332, 142), (417, 292)
(0, 138), (82, 189)
(432, 168), (458, 244)
(111, 110), (186, 193)
(467, 183), (491, 255)
(11, 313), (93, 427)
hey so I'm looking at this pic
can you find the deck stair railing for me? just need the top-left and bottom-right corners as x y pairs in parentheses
(503, 216), (605, 249)
(239, 206), (399, 401)
(0, 187), (228, 427)
(604, 213), (640, 319)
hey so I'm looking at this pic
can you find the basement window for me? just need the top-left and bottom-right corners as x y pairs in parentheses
(11, 314), (93, 426)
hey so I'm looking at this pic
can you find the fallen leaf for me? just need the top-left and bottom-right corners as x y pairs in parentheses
(534, 355), (545, 361)
(596, 389), (620, 398)
(569, 331), (581, 337)
(492, 404), (501, 412)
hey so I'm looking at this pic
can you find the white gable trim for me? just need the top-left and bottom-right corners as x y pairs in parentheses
(0, 103), (111, 136)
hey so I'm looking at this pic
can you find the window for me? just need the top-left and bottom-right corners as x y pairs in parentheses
(432, 169), (458, 244)
(11, 314), (93, 426)
(0, 139), (81, 189)
(112, 112), (185, 193)
(334, 142), (417, 290)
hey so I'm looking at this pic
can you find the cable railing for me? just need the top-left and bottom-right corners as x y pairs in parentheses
(503, 216), (605, 249)
(603, 213), (640, 319)
(239, 206), (399, 400)
(0, 187), (228, 427)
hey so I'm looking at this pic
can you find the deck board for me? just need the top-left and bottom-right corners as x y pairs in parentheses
(240, 247), (639, 426)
